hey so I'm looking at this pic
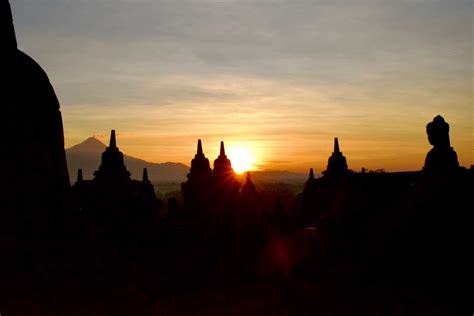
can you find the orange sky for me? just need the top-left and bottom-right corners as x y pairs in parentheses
(12, 0), (473, 172)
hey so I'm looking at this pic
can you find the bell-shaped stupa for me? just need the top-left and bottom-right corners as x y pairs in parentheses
(213, 141), (234, 177)
(93, 130), (131, 182)
(324, 138), (348, 177)
(1, 1), (69, 226)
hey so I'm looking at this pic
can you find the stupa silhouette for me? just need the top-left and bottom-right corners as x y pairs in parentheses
(1, 0), (69, 233)
(324, 138), (348, 178)
(93, 130), (131, 183)
(181, 139), (214, 212)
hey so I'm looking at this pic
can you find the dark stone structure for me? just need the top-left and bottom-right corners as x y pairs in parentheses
(181, 139), (213, 212)
(423, 115), (459, 173)
(4, 0), (472, 310)
(188, 139), (212, 178)
(136, 167), (162, 213)
(302, 168), (318, 195)
(241, 172), (258, 204)
(238, 172), (262, 226)
(271, 196), (289, 233)
(76, 168), (84, 183)
(93, 130), (131, 182)
(297, 168), (321, 226)
(235, 171), (266, 274)
(89, 130), (135, 216)
(181, 140), (241, 230)
(70, 131), (162, 236)
(323, 137), (348, 178)
(212, 141), (241, 215)
(140, 168), (152, 193)
(213, 141), (233, 177)
(1, 1), (69, 233)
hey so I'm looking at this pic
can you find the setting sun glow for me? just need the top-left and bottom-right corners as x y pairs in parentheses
(228, 146), (255, 174)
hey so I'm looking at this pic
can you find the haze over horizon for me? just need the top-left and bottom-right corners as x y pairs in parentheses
(11, 0), (472, 172)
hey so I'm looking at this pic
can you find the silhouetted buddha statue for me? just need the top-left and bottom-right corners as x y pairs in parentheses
(324, 138), (348, 177)
(93, 130), (131, 182)
(1, 1), (69, 227)
(423, 115), (459, 173)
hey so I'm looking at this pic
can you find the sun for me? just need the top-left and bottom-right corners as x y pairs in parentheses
(227, 145), (255, 174)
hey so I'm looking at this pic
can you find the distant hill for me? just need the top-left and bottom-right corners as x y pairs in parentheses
(66, 137), (310, 187)
(66, 137), (189, 184)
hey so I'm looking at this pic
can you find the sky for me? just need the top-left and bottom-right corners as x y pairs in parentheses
(10, 0), (473, 172)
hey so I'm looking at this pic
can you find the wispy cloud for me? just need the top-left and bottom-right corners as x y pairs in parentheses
(11, 0), (473, 171)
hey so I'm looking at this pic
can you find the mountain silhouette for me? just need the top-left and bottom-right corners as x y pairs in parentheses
(67, 137), (308, 185)
(66, 137), (189, 183)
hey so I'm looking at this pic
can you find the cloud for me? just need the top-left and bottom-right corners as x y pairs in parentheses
(11, 0), (473, 170)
